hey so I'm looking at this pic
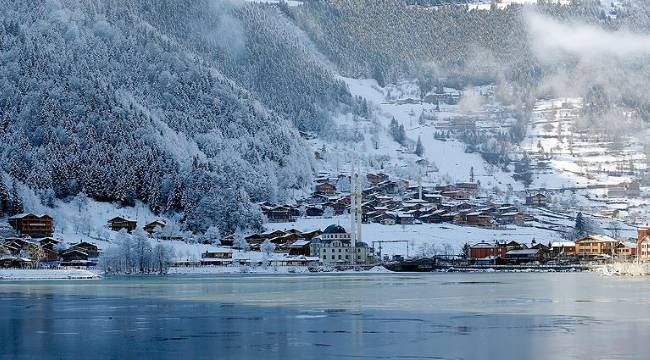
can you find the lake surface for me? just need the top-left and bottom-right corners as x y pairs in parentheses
(1, 272), (650, 360)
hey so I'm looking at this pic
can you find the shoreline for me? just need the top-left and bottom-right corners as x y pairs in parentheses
(0, 265), (600, 280)
(0, 269), (101, 281)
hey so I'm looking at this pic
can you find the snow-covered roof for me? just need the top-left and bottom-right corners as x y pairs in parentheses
(290, 240), (310, 247)
(466, 211), (487, 216)
(9, 213), (50, 219)
(500, 212), (521, 216)
(506, 249), (539, 256)
(551, 241), (575, 247)
(471, 242), (495, 248)
(108, 216), (137, 222)
(577, 234), (619, 243)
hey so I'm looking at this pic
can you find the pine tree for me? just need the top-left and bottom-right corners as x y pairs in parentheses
(415, 136), (425, 157)
(0, 177), (8, 216)
(9, 181), (23, 216)
(574, 212), (588, 239)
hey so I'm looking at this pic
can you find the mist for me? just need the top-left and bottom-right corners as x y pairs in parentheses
(526, 11), (650, 64)
(206, 0), (246, 59)
(525, 10), (650, 112)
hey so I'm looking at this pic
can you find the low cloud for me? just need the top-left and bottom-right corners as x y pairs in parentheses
(525, 11), (650, 65)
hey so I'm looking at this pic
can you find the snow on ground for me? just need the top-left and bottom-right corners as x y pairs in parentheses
(12, 188), (290, 263)
(266, 215), (561, 258)
(521, 97), (647, 190)
(338, 76), (521, 190)
(0, 269), (100, 280)
(169, 266), (312, 275)
(245, 0), (303, 6)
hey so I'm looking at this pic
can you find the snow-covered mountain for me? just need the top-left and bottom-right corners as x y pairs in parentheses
(0, 0), (358, 234)
(3, 0), (650, 236)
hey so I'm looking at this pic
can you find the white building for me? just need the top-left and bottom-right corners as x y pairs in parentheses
(311, 224), (374, 265)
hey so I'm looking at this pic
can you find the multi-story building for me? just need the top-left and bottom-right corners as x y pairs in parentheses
(311, 224), (374, 265)
(575, 235), (619, 258)
(637, 227), (650, 260)
(616, 242), (637, 259)
(8, 213), (54, 238)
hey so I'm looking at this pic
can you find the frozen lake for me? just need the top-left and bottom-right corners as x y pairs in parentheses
(1, 273), (649, 359)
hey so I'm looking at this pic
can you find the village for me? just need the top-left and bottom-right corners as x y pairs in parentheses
(1, 169), (649, 275)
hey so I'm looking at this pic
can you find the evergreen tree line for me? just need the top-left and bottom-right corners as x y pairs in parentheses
(0, 0), (366, 235)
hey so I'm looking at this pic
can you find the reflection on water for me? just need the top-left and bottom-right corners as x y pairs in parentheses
(1, 273), (649, 359)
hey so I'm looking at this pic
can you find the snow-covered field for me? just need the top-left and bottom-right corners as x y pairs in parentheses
(337, 76), (520, 190)
(267, 215), (561, 257)
(0, 269), (100, 280)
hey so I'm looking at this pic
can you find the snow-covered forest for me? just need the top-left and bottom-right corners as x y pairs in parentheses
(0, 0), (360, 234)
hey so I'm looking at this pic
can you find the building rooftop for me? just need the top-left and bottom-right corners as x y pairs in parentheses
(323, 224), (347, 234)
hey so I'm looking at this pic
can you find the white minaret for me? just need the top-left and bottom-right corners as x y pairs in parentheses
(355, 163), (362, 246)
(349, 159), (363, 265)
(350, 161), (357, 251)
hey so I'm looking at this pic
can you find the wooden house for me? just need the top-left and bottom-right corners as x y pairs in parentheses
(39, 237), (60, 249)
(497, 212), (527, 225)
(263, 206), (298, 223)
(575, 235), (619, 258)
(289, 240), (311, 256)
(423, 194), (443, 205)
(466, 211), (492, 227)
(615, 242), (637, 258)
(201, 250), (233, 265)
(269, 233), (302, 251)
(69, 242), (100, 258)
(300, 229), (322, 240)
(505, 248), (543, 264)
(305, 206), (324, 217)
(367, 173), (389, 185)
(551, 241), (576, 257)
(376, 180), (399, 194)
(372, 212), (396, 225)
(315, 182), (336, 195)
(456, 182), (479, 194)
(0, 255), (32, 268)
(392, 212), (414, 225)
(220, 235), (234, 247)
(469, 242), (506, 260)
(8, 213), (54, 238)
(420, 210), (447, 224)
(144, 220), (166, 235)
(441, 190), (469, 200)
(525, 193), (547, 207)
(108, 216), (137, 233)
(60, 249), (89, 263)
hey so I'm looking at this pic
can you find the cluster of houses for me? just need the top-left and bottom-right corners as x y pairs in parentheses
(0, 213), (100, 268)
(0, 214), (182, 268)
(261, 172), (540, 229)
(200, 224), (376, 267)
(468, 233), (640, 265)
(106, 217), (182, 240)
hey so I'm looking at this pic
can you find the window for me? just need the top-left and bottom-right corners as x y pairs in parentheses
(323, 255), (327, 260)
(357, 256), (361, 260)
(345, 255), (349, 259)
(338, 255), (341, 259)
